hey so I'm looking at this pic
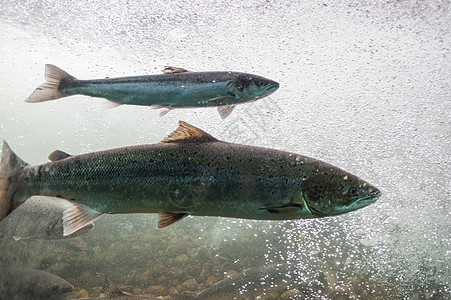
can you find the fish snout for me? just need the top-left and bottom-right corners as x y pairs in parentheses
(368, 186), (382, 199)
(267, 80), (280, 92)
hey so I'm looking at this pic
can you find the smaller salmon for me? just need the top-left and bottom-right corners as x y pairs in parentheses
(26, 65), (280, 119)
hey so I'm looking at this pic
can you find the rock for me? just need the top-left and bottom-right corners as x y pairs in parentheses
(179, 278), (198, 292)
(206, 275), (218, 285)
(226, 269), (238, 277)
(146, 285), (167, 295)
(281, 289), (303, 299)
(175, 254), (189, 264)
(71, 288), (89, 298)
(168, 287), (179, 295)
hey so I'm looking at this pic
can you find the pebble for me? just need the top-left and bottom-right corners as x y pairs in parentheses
(281, 289), (302, 299)
(175, 254), (189, 264)
(146, 285), (167, 295)
(179, 278), (198, 292)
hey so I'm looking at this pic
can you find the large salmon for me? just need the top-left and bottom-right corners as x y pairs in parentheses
(0, 121), (380, 236)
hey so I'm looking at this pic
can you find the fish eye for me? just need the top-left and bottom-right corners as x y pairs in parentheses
(50, 285), (59, 292)
(349, 187), (358, 196)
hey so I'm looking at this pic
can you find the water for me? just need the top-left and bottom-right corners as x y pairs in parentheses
(0, 1), (450, 299)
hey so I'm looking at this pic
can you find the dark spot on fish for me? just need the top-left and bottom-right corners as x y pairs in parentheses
(311, 185), (325, 200)
(349, 187), (358, 196)
(267, 209), (278, 214)
(170, 152), (174, 156)
(56, 195), (62, 198)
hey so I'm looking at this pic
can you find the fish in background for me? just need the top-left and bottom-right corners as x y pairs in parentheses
(174, 264), (301, 300)
(0, 121), (381, 237)
(72, 279), (160, 299)
(25, 65), (280, 119)
(0, 268), (74, 300)
(0, 196), (94, 241)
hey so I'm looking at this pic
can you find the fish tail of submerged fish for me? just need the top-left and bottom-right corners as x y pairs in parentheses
(25, 64), (75, 103)
(0, 141), (30, 221)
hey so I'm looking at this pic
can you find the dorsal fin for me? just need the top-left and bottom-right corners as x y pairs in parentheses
(162, 66), (189, 74)
(98, 279), (128, 297)
(48, 150), (71, 161)
(161, 121), (218, 143)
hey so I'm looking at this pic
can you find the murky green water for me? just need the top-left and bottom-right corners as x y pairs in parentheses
(0, 1), (450, 299)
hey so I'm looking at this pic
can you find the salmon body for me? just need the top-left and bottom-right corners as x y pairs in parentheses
(25, 65), (280, 119)
(0, 122), (381, 236)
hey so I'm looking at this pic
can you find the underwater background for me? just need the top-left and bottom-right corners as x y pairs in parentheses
(0, 0), (450, 299)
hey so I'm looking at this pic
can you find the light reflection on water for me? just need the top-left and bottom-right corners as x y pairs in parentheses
(0, 0), (450, 299)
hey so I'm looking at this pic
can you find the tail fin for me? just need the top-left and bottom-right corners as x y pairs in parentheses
(25, 64), (75, 103)
(0, 141), (29, 221)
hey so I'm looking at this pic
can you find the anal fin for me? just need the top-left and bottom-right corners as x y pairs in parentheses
(59, 200), (102, 236)
(158, 212), (188, 228)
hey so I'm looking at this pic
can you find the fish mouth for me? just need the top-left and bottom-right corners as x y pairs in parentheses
(265, 82), (280, 93)
(353, 189), (382, 207)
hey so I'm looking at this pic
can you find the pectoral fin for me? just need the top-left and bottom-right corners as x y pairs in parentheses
(208, 95), (235, 103)
(217, 105), (236, 119)
(158, 212), (188, 228)
(59, 200), (102, 236)
(260, 204), (303, 216)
